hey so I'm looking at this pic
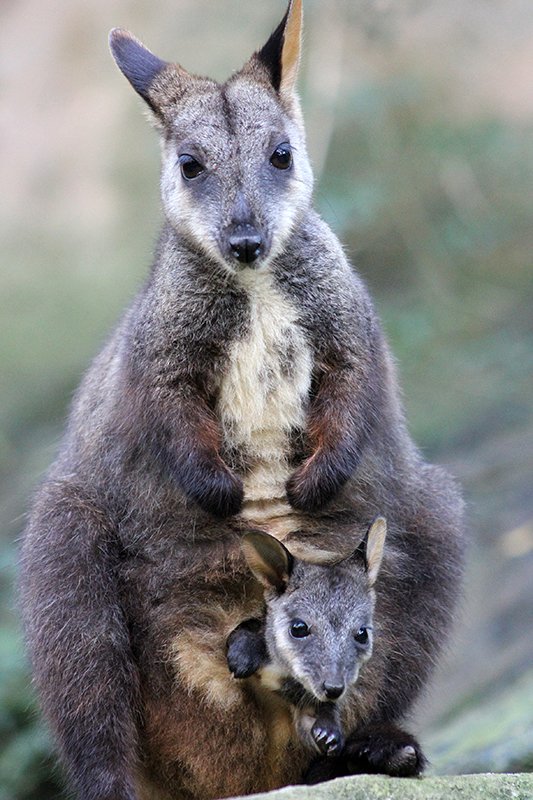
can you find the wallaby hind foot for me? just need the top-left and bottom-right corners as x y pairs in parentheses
(304, 722), (426, 783)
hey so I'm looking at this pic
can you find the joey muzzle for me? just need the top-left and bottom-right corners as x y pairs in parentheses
(323, 681), (345, 700)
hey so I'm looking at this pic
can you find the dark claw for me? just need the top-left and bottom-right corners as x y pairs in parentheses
(325, 730), (344, 756)
(314, 728), (328, 743)
(312, 722), (343, 757)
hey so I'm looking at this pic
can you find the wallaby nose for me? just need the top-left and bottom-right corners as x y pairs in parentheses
(323, 682), (345, 700)
(228, 227), (263, 265)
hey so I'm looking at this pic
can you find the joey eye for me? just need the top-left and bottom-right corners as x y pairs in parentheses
(179, 154), (205, 180)
(354, 627), (370, 645)
(270, 143), (292, 170)
(289, 619), (310, 638)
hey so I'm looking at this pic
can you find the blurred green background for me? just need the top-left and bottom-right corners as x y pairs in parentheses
(1, 0), (532, 797)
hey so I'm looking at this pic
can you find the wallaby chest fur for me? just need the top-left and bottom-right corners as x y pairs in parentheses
(217, 268), (312, 509)
(19, 3), (465, 800)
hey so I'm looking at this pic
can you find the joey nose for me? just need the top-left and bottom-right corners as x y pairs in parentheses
(228, 227), (263, 265)
(323, 682), (345, 700)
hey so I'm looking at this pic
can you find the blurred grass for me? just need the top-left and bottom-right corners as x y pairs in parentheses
(1, 0), (532, 796)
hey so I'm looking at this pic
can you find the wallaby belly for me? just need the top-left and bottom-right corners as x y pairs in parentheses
(132, 556), (306, 800)
(217, 269), (312, 532)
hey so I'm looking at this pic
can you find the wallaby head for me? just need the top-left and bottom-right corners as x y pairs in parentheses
(109, 0), (313, 272)
(241, 518), (387, 704)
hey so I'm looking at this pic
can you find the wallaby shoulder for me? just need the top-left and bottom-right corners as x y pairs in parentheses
(271, 211), (382, 351)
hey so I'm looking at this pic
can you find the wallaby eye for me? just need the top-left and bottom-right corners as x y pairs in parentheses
(354, 626), (369, 645)
(179, 154), (205, 180)
(289, 619), (310, 638)
(270, 143), (292, 170)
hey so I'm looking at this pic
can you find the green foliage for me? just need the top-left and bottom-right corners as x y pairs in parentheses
(426, 671), (533, 775)
(317, 91), (533, 455)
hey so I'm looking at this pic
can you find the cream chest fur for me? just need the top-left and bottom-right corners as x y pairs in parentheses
(216, 268), (313, 528)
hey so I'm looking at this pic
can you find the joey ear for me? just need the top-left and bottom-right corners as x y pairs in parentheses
(353, 517), (387, 587)
(365, 516), (387, 585)
(253, 0), (303, 96)
(241, 531), (294, 592)
(109, 29), (168, 111)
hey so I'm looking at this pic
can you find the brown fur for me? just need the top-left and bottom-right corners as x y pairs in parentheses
(19, 3), (464, 799)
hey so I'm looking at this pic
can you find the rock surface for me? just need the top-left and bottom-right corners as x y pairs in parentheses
(229, 773), (533, 800)
(425, 670), (533, 775)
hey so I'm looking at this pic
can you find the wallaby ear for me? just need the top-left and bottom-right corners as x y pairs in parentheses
(110, 28), (193, 123)
(353, 517), (387, 587)
(109, 29), (168, 112)
(241, 531), (294, 592)
(254, 0), (303, 96)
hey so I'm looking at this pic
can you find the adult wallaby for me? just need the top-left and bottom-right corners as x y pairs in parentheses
(19, 2), (464, 799)
(227, 520), (390, 763)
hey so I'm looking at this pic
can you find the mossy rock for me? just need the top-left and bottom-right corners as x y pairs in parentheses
(426, 671), (533, 775)
(229, 773), (533, 800)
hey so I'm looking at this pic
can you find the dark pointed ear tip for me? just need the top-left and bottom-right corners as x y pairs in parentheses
(109, 26), (128, 41)
(109, 27), (132, 52)
(108, 28), (156, 60)
(287, 0), (303, 25)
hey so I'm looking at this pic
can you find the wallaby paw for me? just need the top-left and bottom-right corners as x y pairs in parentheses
(187, 463), (244, 518)
(286, 458), (337, 512)
(311, 721), (344, 758)
(344, 724), (426, 777)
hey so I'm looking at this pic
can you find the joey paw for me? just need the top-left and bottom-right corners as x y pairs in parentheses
(226, 624), (265, 679)
(226, 646), (261, 679)
(311, 721), (344, 758)
(227, 657), (257, 679)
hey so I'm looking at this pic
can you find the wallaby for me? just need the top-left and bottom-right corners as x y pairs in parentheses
(227, 520), (388, 761)
(19, 2), (465, 799)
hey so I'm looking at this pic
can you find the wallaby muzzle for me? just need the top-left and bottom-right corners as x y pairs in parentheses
(228, 223), (263, 265)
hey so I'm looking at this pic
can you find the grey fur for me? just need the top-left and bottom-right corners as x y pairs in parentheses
(19, 4), (464, 799)
(227, 524), (386, 758)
